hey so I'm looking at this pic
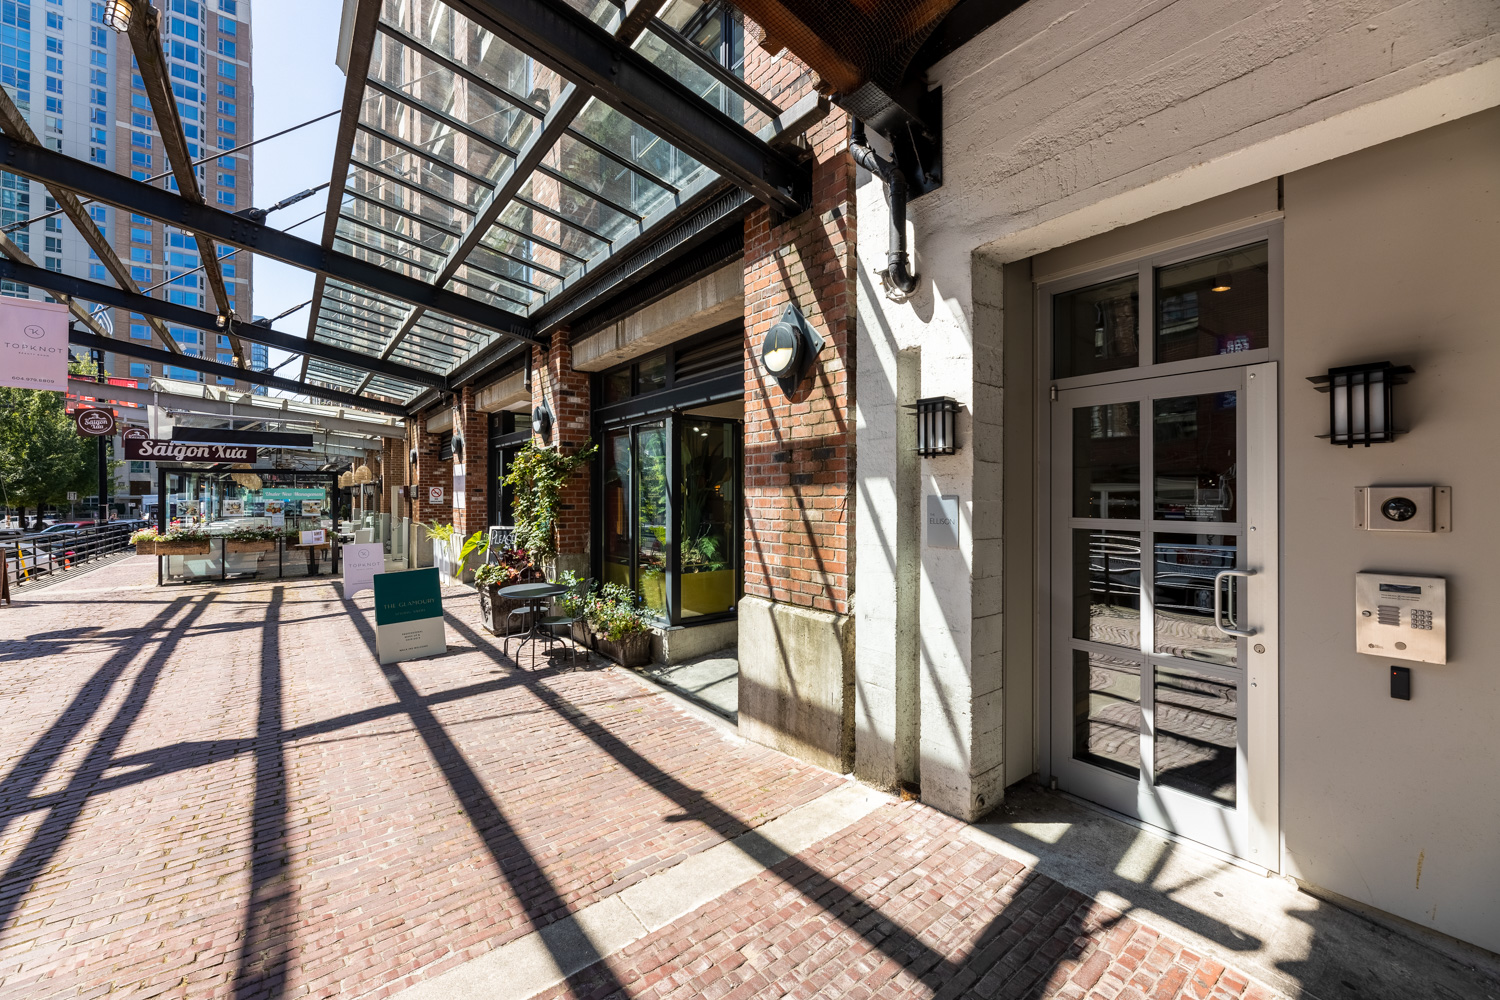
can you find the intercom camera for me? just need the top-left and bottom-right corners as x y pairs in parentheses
(1355, 572), (1447, 664)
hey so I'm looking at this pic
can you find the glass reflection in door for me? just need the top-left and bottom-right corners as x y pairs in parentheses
(680, 420), (738, 617)
(602, 429), (633, 590)
(636, 423), (668, 615)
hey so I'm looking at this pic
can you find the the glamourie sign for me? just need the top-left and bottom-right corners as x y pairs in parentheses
(122, 437), (258, 463)
(0, 298), (69, 391)
(372, 567), (446, 665)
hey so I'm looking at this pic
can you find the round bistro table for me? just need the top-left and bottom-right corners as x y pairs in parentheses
(497, 581), (568, 661)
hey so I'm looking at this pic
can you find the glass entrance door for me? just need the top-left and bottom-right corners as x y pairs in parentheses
(1051, 364), (1279, 861)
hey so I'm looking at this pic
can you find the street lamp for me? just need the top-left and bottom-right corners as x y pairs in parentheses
(102, 0), (134, 32)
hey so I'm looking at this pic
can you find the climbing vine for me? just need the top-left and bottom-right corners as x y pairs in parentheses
(502, 437), (597, 563)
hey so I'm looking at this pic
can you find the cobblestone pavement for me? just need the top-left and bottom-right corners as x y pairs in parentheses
(0, 558), (1286, 1000)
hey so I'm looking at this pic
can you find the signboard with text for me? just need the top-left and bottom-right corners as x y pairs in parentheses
(123, 437), (258, 463)
(74, 407), (116, 437)
(341, 542), (385, 599)
(0, 298), (69, 391)
(300, 499), (323, 516)
(926, 494), (960, 549)
(373, 568), (446, 665)
(428, 486), (444, 504)
(298, 529), (327, 546)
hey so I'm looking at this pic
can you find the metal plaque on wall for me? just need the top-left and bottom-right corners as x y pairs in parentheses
(927, 494), (960, 549)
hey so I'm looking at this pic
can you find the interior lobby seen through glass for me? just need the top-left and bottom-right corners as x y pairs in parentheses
(1156, 242), (1269, 364)
(1053, 275), (1138, 379)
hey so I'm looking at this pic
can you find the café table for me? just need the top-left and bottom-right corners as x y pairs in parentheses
(498, 581), (568, 660)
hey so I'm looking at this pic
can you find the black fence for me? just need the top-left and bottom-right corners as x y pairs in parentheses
(2, 522), (142, 588)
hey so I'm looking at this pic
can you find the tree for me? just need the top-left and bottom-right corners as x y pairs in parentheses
(0, 386), (97, 526)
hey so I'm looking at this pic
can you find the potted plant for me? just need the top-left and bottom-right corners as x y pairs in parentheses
(224, 525), (278, 554)
(426, 522), (486, 585)
(129, 526), (159, 554)
(154, 527), (211, 556)
(587, 582), (654, 667)
(474, 548), (541, 635)
(556, 570), (594, 650)
(502, 437), (597, 574)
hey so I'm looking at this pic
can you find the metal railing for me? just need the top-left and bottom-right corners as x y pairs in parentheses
(2, 522), (141, 587)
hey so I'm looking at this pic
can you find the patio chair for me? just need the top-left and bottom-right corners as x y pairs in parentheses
(537, 575), (592, 667)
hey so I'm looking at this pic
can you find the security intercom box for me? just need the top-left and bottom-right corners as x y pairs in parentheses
(1355, 572), (1447, 664)
(1354, 486), (1451, 532)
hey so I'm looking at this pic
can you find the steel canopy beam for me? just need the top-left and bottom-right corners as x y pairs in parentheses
(448, 0), (808, 213)
(0, 134), (544, 346)
(0, 259), (443, 389)
(65, 329), (410, 416)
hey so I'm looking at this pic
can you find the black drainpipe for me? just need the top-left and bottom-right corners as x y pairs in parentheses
(849, 119), (919, 294)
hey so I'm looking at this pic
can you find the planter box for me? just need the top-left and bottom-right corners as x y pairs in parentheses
(133, 539), (157, 555)
(477, 583), (533, 636)
(156, 540), (211, 556)
(595, 631), (652, 668)
(225, 539), (275, 554)
(570, 620), (594, 651)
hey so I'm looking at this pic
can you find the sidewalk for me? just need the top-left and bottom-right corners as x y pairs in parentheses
(0, 558), (1492, 1000)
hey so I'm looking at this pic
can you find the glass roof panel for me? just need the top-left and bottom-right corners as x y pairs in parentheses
(344, 164), (473, 233)
(571, 97), (713, 195)
(556, 0), (621, 31)
(466, 243), (563, 292)
(517, 173), (637, 244)
(375, 0), (567, 113)
(543, 132), (678, 221)
(632, 28), (769, 136)
(490, 208), (609, 264)
(351, 131), (490, 210)
(358, 93), (518, 183)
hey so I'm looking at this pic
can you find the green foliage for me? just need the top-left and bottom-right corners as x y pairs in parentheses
(224, 525), (281, 542)
(474, 547), (537, 588)
(160, 527), (211, 543)
(0, 387), (98, 512)
(576, 579), (653, 641)
(458, 529), (489, 565)
(421, 521), (458, 542)
(502, 437), (598, 562)
(129, 526), (159, 546)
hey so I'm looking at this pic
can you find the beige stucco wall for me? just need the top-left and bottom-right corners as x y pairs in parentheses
(1279, 107), (1500, 952)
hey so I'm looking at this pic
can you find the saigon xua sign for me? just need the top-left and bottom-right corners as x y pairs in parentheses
(122, 430), (257, 463)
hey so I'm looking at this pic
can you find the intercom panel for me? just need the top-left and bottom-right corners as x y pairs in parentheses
(1355, 572), (1446, 664)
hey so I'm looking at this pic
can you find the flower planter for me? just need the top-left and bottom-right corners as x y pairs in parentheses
(570, 620), (594, 651)
(225, 539), (275, 554)
(595, 631), (652, 668)
(477, 583), (533, 637)
(133, 539), (157, 555)
(155, 540), (211, 556)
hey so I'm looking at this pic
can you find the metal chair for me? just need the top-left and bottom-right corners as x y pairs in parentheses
(537, 576), (592, 667)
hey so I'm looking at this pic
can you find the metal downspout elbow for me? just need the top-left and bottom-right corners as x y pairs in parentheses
(850, 119), (919, 295)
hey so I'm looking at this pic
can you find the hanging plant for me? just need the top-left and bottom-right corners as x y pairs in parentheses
(502, 437), (597, 563)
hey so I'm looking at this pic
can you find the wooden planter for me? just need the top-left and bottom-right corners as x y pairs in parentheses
(225, 539), (275, 554)
(570, 620), (594, 651)
(477, 583), (533, 636)
(155, 539), (211, 556)
(133, 539), (157, 555)
(595, 631), (652, 668)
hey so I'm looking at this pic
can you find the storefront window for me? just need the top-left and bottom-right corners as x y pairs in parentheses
(603, 428), (633, 590)
(680, 420), (736, 616)
(1155, 243), (1269, 364)
(636, 422), (668, 615)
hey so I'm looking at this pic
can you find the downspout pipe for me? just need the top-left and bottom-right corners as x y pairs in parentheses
(849, 119), (919, 294)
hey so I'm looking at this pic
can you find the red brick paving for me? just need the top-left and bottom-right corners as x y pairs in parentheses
(0, 557), (1285, 1000)
(0, 558), (840, 998)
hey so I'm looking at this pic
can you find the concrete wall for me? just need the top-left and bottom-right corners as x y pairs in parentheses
(1278, 108), (1500, 954)
(852, 0), (1500, 822)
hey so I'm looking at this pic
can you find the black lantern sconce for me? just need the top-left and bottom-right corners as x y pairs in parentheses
(1308, 361), (1414, 447)
(906, 396), (960, 457)
(532, 401), (554, 442)
(760, 304), (823, 394)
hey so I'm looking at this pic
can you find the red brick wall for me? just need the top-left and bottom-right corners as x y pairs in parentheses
(380, 436), (407, 516)
(532, 331), (592, 563)
(454, 385), (490, 537)
(410, 413), (449, 527)
(742, 44), (857, 617)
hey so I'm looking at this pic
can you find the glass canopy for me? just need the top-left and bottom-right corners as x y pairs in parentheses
(303, 0), (778, 404)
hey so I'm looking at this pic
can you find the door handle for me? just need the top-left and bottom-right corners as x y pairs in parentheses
(1213, 569), (1257, 638)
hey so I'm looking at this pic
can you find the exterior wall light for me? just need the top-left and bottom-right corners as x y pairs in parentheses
(906, 396), (960, 457)
(103, 0), (134, 32)
(532, 401), (554, 441)
(1308, 361), (1414, 447)
(760, 304), (823, 393)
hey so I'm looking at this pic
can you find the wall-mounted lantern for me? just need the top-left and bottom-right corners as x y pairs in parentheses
(906, 396), (960, 457)
(1307, 362), (1414, 447)
(760, 304), (823, 394)
(532, 401), (554, 441)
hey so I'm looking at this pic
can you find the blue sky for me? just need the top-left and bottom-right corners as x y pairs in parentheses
(249, 0), (348, 371)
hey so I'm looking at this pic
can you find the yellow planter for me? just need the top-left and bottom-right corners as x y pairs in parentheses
(680, 569), (736, 616)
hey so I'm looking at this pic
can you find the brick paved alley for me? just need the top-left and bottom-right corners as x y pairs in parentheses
(0, 557), (1288, 1000)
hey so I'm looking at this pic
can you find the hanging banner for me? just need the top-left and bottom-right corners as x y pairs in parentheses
(373, 568), (446, 664)
(122, 437), (258, 463)
(75, 407), (116, 437)
(0, 298), (69, 391)
(341, 542), (385, 599)
(452, 462), (466, 510)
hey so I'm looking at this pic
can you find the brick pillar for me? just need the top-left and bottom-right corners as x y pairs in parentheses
(411, 412), (448, 526)
(453, 385), (490, 537)
(531, 330), (591, 577)
(381, 434), (408, 520)
(737, 33), (857, 772)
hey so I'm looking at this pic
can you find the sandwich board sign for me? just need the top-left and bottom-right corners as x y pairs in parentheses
(341, 542), (384, 599)
(373, 567), (446, 664)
